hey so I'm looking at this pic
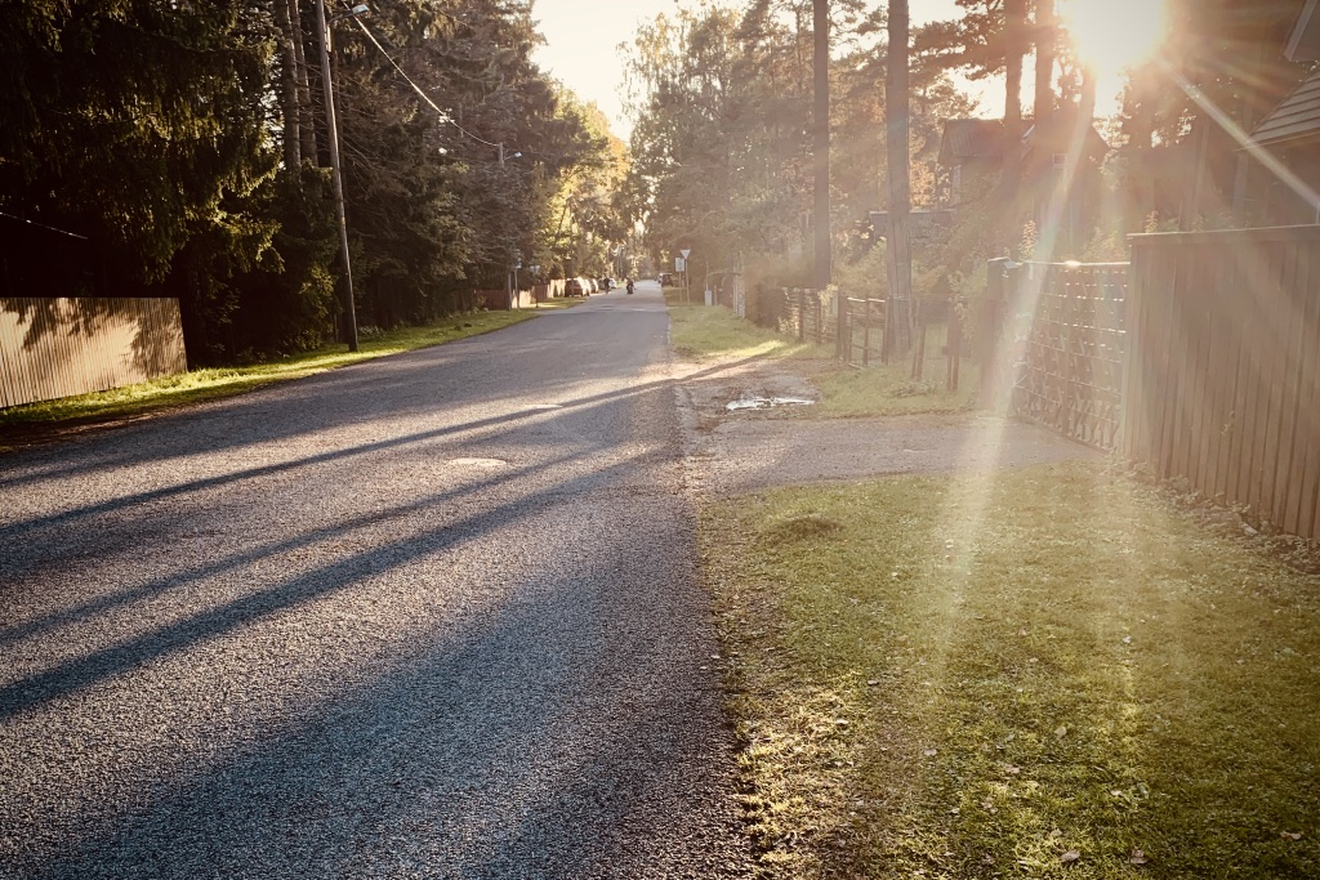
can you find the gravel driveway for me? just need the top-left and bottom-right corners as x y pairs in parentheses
(0, 286), (753, 879)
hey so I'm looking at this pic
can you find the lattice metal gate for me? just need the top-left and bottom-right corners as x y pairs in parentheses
(1005, 262), (1128, 449)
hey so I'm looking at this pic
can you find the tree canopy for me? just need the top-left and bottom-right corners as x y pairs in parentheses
(1, 0), (622, 364)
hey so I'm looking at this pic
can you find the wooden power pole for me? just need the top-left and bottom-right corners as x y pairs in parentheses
(814, 0), (831, 291)
(885, 0), (913, 355)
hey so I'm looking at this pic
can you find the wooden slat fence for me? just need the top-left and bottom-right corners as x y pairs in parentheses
(1007, 262), (1129, 448)
(1125, 226), (1320, 541)
(776, 287), (836, 346)
(1, 297), (187, 409)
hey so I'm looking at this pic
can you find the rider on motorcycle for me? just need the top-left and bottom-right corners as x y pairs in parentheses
(625, 277), (635, 294)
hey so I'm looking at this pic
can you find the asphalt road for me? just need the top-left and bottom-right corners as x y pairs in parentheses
(0, 281), (754, 879)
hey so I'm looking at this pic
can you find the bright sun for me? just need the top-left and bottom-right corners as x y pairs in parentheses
(1058, 0), (1171, 77)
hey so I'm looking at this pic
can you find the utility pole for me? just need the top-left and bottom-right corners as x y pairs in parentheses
(885, 0), (913, 355)
(316, 0), (359, 352)
(813, 0), (831, 291)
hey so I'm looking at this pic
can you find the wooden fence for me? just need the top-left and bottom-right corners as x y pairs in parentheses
(839, 297), (887, 367)
(775, 287), (837, 345)
(1125, 226), (1320, 541)
(986, 261), (1129, 448)
(1, 297), (187, 409)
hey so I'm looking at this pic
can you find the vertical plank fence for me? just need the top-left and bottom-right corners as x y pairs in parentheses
(776, 288), (837, 346)
(1, 297), (187, 409)
(1125, 226), (1320, 541)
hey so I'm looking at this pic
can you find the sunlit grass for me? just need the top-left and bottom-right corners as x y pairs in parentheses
(667, 301), (823, 361)
(668, 301), (979, 416)
(0, 309), (544, 430)
(704, 459), (1320, 879)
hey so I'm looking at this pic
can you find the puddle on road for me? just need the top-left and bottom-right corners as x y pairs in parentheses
(725, 395), (815, 412)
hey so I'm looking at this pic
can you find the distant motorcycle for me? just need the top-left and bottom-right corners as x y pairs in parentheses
(626, 279), (635, 295)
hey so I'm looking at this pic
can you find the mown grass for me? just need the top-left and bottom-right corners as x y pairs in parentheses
(666, 299), (978, 416)
(0, 308), (549, 434)
(703, 459), (1320, 879)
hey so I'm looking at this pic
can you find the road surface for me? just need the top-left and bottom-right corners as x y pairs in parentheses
(0, 281), (753, 879)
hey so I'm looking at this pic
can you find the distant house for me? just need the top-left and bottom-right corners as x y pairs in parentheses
(937, 114), (1109, 254)
(1246, 0), (1320, 224)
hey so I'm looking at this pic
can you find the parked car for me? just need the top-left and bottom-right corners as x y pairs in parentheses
(565, 278), (585, 296)
(659, 272), (674, 287)
(599, 277), (614, 291)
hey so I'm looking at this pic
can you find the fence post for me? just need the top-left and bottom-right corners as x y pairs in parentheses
(979, 258), (1015, 410)
(835, 291), (846, 359)
(947, 296), (962, 392)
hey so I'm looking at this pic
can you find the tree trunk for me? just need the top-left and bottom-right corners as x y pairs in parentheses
(1034, 0), (1054, 125)
(289, 0), (318, 162)
(885, 0), (913, 356)
(813, 0), (831, 290)
(274, 0), (302, 168)
(998, 0), (1026, 254)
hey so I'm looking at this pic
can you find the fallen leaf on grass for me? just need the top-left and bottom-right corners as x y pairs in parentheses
(923, 748), (939, 757)
(1130, 849), (1149, 865)
(1280, 831), (1303, 841)
(1061, 850), (1081, 864)
(1055, 724), (1069, 738)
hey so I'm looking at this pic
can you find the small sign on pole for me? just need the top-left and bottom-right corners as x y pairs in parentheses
(675, 257), (686, 272)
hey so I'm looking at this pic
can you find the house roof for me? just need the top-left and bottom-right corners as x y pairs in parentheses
(937, 116), (1108, 167)
(1286, 0), (1320, 61)
(1251, 67), (1320, 146)
(1020, 114), (1110, 162)
(937, 119), (1005, 166)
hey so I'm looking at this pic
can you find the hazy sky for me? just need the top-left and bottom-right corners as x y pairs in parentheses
(530, 0), (967, 141)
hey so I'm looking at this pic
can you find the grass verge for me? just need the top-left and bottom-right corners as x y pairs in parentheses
(666, 300), (978, 416)
(0, 308), (549, 438)
(704, 459), (1320, 879)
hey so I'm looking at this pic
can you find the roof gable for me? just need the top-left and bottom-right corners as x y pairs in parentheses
(1252, 67), (1320, 146)
(938, 119), (1005, 166)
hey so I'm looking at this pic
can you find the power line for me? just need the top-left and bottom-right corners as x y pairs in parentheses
(0, 211), (89, 240)
(347, 15), (504, 151)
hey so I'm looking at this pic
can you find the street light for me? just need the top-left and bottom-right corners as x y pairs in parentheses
(315, 0), (370, 352)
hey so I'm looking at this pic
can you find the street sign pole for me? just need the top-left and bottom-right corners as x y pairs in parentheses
(680, 248), (692, 304)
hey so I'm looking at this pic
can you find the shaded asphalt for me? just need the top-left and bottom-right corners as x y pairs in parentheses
(0, 282), (755, 879)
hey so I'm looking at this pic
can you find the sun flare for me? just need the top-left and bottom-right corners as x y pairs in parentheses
(1059, 0), (1171, 76)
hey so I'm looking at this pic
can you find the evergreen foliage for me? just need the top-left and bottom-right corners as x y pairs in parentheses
(1, 0), (618, 365)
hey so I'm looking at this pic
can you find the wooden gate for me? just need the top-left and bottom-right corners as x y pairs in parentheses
(839, 297), (887, 367)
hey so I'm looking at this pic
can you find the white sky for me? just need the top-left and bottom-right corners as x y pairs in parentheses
(530, 0), (968, 141)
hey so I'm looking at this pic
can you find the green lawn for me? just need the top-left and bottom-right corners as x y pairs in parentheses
(703, 461), (1320, 879)
(0, 308), (550, 438)
(673, 299), (1319, 878)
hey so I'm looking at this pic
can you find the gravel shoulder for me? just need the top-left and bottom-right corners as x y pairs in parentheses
(672, 353), (1102, 497)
